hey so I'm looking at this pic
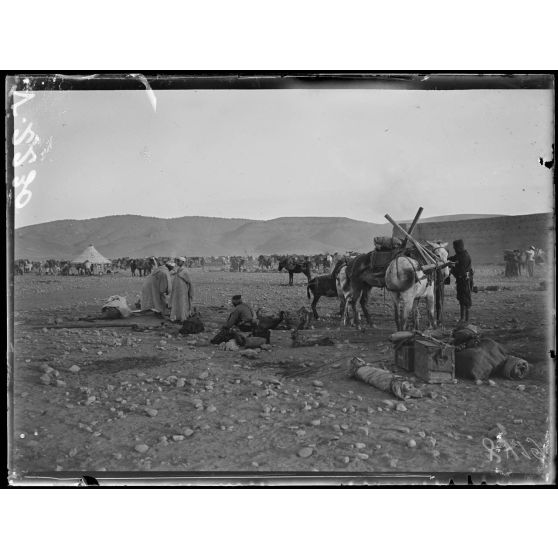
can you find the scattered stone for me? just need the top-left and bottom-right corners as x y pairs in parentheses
(407, 439), (417, 448)
(198, 371), (209, 380)
(356, 453), (369, 460)
(206, 405), (217, 413)
(393, 425), (411, 434)
(310, 419), (321, 426)
(517, 385), (526, 391)
(355, 442), (366, 450)
(192, 399), (204, 409)
(312, 380), (324, 387)
(340, 424), (349, 431)
(183, 428), (194, 437)
(55, 380), (67, 388)
(475, 379), (483, 386)
(383, 399), (396, 409)
(172, 435), (185, 442)
(85, 396), (96, 406)
(488, 379), (497, 387)
(176, 378), (186, 388)
(145, 408), (158, 417)
(39, 363), (53, 373)
(298, 447), (313, 458)
(395, 403), (408, 412)
(418, 431), (426, 438)
(426, 436), (436, 448)
(39, 374), (51, 385)
(68, 365), (80, 373)
(134, 444), (149, 453)
(513, 419), (523, 424)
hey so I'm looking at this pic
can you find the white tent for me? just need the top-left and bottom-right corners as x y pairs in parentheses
(71, 244), (111, 264)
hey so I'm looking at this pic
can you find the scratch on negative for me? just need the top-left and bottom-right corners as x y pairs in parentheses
(128, 73), (157, 112)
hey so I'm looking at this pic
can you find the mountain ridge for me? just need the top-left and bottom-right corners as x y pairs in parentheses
(14, 213), (509, 260)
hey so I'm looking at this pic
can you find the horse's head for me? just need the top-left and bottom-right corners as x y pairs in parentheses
(427, 241), (450, 279)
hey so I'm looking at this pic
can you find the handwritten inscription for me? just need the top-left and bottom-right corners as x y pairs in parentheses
(12, 90), (39, 209)
(482, 436), (546, 464)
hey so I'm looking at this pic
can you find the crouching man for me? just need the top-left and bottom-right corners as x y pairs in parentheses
(210, 294), (256, 344)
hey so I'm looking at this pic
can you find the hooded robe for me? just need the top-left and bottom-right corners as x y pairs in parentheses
(169, 266), (194, 322)
(141, 265), (172, 314)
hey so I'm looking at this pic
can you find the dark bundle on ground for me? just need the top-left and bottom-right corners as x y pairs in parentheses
(179, 311), (205, 335)
(210, 326), (246, 346)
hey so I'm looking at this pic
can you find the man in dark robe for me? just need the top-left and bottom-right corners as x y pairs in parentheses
(448, 239), (473, 323)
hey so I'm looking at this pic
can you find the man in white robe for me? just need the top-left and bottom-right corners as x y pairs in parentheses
(169, 256), (194, 322)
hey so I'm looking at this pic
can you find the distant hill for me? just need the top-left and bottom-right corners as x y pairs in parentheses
(400, 214), (504, 224)
(14, 213), (506, 260)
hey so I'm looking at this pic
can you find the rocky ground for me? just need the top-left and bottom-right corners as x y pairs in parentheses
(9, 265), (554, 482)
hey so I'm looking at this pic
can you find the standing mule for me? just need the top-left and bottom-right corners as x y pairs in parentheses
(384, 242), (449, 331)
(278, 256), (312, 286)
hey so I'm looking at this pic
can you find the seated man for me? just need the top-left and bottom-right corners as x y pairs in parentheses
(210, 295), (256, 344)
(225, 294), (256, 332)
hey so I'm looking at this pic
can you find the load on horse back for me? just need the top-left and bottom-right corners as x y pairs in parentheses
(385, 240), (450, 330)
(334, 237), (403, 326)
(277, 255), (312, 286)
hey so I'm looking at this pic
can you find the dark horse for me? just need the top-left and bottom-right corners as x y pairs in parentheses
(278, 256), (312, 286)
(336, 252), (389, 326)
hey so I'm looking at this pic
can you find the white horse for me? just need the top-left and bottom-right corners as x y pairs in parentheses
(385, 242), (450, 331)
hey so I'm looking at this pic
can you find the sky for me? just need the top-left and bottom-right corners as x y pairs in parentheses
(12, 86), (554, 228)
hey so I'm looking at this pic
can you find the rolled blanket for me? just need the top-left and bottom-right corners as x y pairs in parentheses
(497, 356), (529, 380)
(101, 295), (132, 318)
(349, 357), (422, 400)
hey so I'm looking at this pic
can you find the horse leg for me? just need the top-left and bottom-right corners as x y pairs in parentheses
(359, 288), (373, 326)
(400, 290), (415, 331)
(311, 294), (320, 320)
(389, 291), (400, 330)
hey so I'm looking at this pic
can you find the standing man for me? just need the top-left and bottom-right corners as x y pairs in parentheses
(448, 239), (473, 323)
(525, 245), (536, 277)
(140, 258), (175, 315)
(169, 256), (194, 323)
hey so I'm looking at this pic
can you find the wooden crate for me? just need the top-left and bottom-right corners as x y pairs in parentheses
(413, 339), (455, 383)
(394, 344), (414, 372)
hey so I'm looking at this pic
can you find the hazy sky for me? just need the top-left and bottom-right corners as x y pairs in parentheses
(13, 87), (554, 228)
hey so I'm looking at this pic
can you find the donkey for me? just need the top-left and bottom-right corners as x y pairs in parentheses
(384, 242), (450, 331)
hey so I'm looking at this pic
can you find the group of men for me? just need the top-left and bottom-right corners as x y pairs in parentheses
(140, 256), (194, 322)
(504, 246), (539, 278)
(140, 255), (257, 332)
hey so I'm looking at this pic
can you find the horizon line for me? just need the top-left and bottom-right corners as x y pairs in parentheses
(13, 211), (544, 230)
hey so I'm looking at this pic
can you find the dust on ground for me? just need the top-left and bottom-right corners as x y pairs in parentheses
(9, 265), (554, 479)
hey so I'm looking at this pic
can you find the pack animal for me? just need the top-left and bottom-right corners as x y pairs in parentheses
(384, 242), (449, 331)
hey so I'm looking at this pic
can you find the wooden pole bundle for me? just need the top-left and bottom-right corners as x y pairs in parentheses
(385, 213), (437, 265)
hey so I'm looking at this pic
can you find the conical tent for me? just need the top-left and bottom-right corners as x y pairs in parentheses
(71, 244), (111, 264)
